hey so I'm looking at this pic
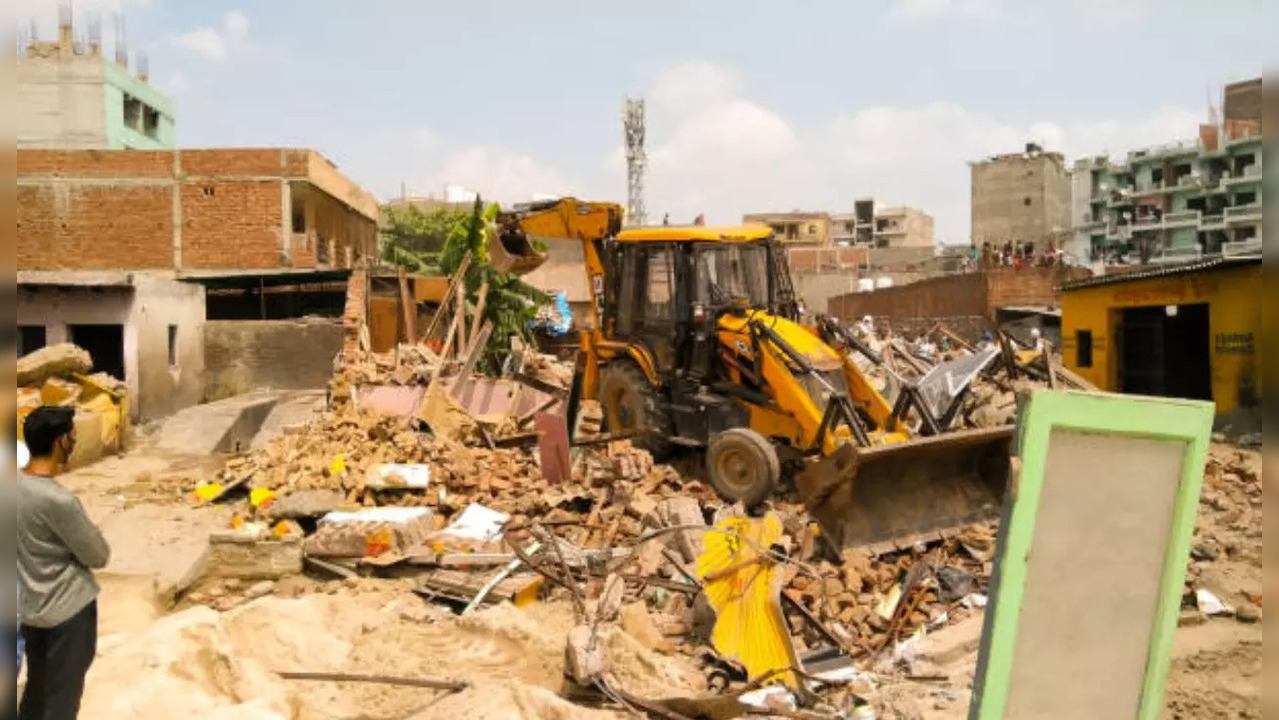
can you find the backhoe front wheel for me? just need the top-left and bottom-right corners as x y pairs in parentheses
(706, 428), (780, 509)
(598, 361), (675, 461)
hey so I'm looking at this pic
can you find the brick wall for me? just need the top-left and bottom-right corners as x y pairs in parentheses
(787, 246), (869, 272)
(985, 267), (1091, 309)
(830, 273), (988, 322)
(829, 267), (1094, 325)
(180, 180), (283, 269)
(341, 266), (368, 366)
(16, 148), (375, 273)
(204, 319), (343, 401)
(17, 184), (174, 269)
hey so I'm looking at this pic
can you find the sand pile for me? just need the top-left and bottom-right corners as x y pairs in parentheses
(83, 606), (300, 720)
(84, 589), (698, 720)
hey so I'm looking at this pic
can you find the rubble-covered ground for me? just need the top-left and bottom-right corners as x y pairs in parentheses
(41, 339), (1262, 719)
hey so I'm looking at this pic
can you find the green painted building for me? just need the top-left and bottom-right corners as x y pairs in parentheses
(17, 33), (175, 150)
(1071, 124), (1262, 264)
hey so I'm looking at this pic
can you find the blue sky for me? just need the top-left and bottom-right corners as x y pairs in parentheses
(13, 0), (1268, 241)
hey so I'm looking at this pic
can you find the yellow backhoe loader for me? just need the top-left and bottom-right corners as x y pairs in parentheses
(493, 198), (1012, 551)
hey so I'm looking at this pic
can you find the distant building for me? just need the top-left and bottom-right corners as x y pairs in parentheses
(16, 17), (175, 149)
(741, 211), (831, 245)
(871, 206), (935, 248)
(970, 144), (1072, 250)
(1069, 80), (1263, 265)
(750, 201), (933, 249)
(1223, 77), (1262, 124)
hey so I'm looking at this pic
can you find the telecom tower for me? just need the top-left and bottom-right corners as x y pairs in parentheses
(623, 98), (647, 227)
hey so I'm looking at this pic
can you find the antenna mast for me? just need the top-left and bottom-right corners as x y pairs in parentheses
(623, 98), (647, 227)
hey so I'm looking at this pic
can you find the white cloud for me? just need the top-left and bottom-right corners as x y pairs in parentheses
(633, 60), (807, 225)
(423, 146), (579, 202)
(888, 0), (998, 21)
(158, 69), (191, 96)
(347, 59), (1201, 245)
(617, 60), (1202, 242)
(170, 10), (251, 62)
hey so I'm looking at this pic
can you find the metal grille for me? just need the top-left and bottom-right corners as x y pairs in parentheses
(916, 346), (1000, 420)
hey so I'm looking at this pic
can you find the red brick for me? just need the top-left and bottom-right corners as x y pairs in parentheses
(17, 184), (173, 270)
(180, 181), (283, 269)
(18, 149), (174, 178)
(180, 149), (285, 178)
(16, 149), (376, 274)
(284, 150), (311, 177)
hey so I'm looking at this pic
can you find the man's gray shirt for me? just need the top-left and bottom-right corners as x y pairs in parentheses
(17, 471), (110, 628)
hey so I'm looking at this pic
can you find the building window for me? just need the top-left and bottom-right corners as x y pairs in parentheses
(18, 326), (47, 357)
(143, 106), (161, 139)
(168, 325), (179, 368)
(644, 248), (674, 321)
(202, 186), (215, 197)
(292, 206), (306, 233)
(123, 94), (142, 131)
(1076, 330), (1093, 368)
(1023, 197), (1032, 206)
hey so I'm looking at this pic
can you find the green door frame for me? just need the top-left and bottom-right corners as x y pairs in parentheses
(969, 390), (1214, 720)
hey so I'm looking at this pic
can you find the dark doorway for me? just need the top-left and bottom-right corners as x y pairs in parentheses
(68, 324), (126, 381)
(18, 326), (47, 357)
(1119, 303), (1211, 401)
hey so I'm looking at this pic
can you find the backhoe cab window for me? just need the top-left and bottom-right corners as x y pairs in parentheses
(696, 243), (771, 308)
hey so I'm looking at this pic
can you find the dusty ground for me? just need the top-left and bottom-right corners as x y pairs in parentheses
(39, 439), (1263, 719)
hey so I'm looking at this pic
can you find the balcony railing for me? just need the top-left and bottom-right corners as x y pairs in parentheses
(1222, 165), (1262, 185)
(1221, 239), (1262, 257)
(1148, 246), (1204, 265)
(1224, 203), (1262, 220)
(1162, 210), (1200, 227)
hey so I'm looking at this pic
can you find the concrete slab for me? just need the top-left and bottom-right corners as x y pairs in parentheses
(250, 390), (326, 449)
(154, 391), (282, 455)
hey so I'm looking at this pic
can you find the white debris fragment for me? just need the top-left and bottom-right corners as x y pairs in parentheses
(1195, 588), (1232, 616)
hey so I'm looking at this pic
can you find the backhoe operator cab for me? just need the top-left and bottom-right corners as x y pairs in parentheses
(579, 224), (861, 503)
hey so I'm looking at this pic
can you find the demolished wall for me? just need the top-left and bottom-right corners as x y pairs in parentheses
(203, 319), (343, 402)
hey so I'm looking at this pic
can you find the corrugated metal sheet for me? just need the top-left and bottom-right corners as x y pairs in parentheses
(1059, 256), (1260, 292)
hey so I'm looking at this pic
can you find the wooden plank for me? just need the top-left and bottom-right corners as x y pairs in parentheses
(397, 266), (417, 343)
(937, 323), (976, 353)
(276, 671), (467, 693)
(452, 320), (493, 390)
(426, 310), (465, 388)
(453, 281), (468, 359)
(467, 281), (489, 355)
(421, 252), (471, 344)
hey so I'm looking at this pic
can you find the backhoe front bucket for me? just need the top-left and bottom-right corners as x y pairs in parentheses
(796, 426), (1014, 553)
(488, 229), (548, 276)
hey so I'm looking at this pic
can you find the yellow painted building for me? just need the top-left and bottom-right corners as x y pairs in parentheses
(1059, 257), (1261, 430)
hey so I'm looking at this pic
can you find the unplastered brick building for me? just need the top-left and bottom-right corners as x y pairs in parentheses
(17, 147), (379, 272)
(16, 147), (380, 422)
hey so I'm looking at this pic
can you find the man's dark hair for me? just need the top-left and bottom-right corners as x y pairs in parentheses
(23, 406), (76, 458)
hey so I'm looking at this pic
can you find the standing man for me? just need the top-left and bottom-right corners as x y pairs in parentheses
(17, 406), (111, 719)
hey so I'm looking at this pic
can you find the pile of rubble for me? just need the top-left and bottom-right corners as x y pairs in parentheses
(187, 315), (1110, 715)
(16, 343), (128, 466)
(1182, 446), (1264, 624)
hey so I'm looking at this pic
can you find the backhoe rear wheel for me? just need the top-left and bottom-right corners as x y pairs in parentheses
(706, 428), (780, 509)
(598, 361), (675, 461)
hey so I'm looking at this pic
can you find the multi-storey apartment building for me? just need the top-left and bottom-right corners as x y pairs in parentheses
(1071, 78), (1263, 264)
(1072, 122), (1262, 263)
